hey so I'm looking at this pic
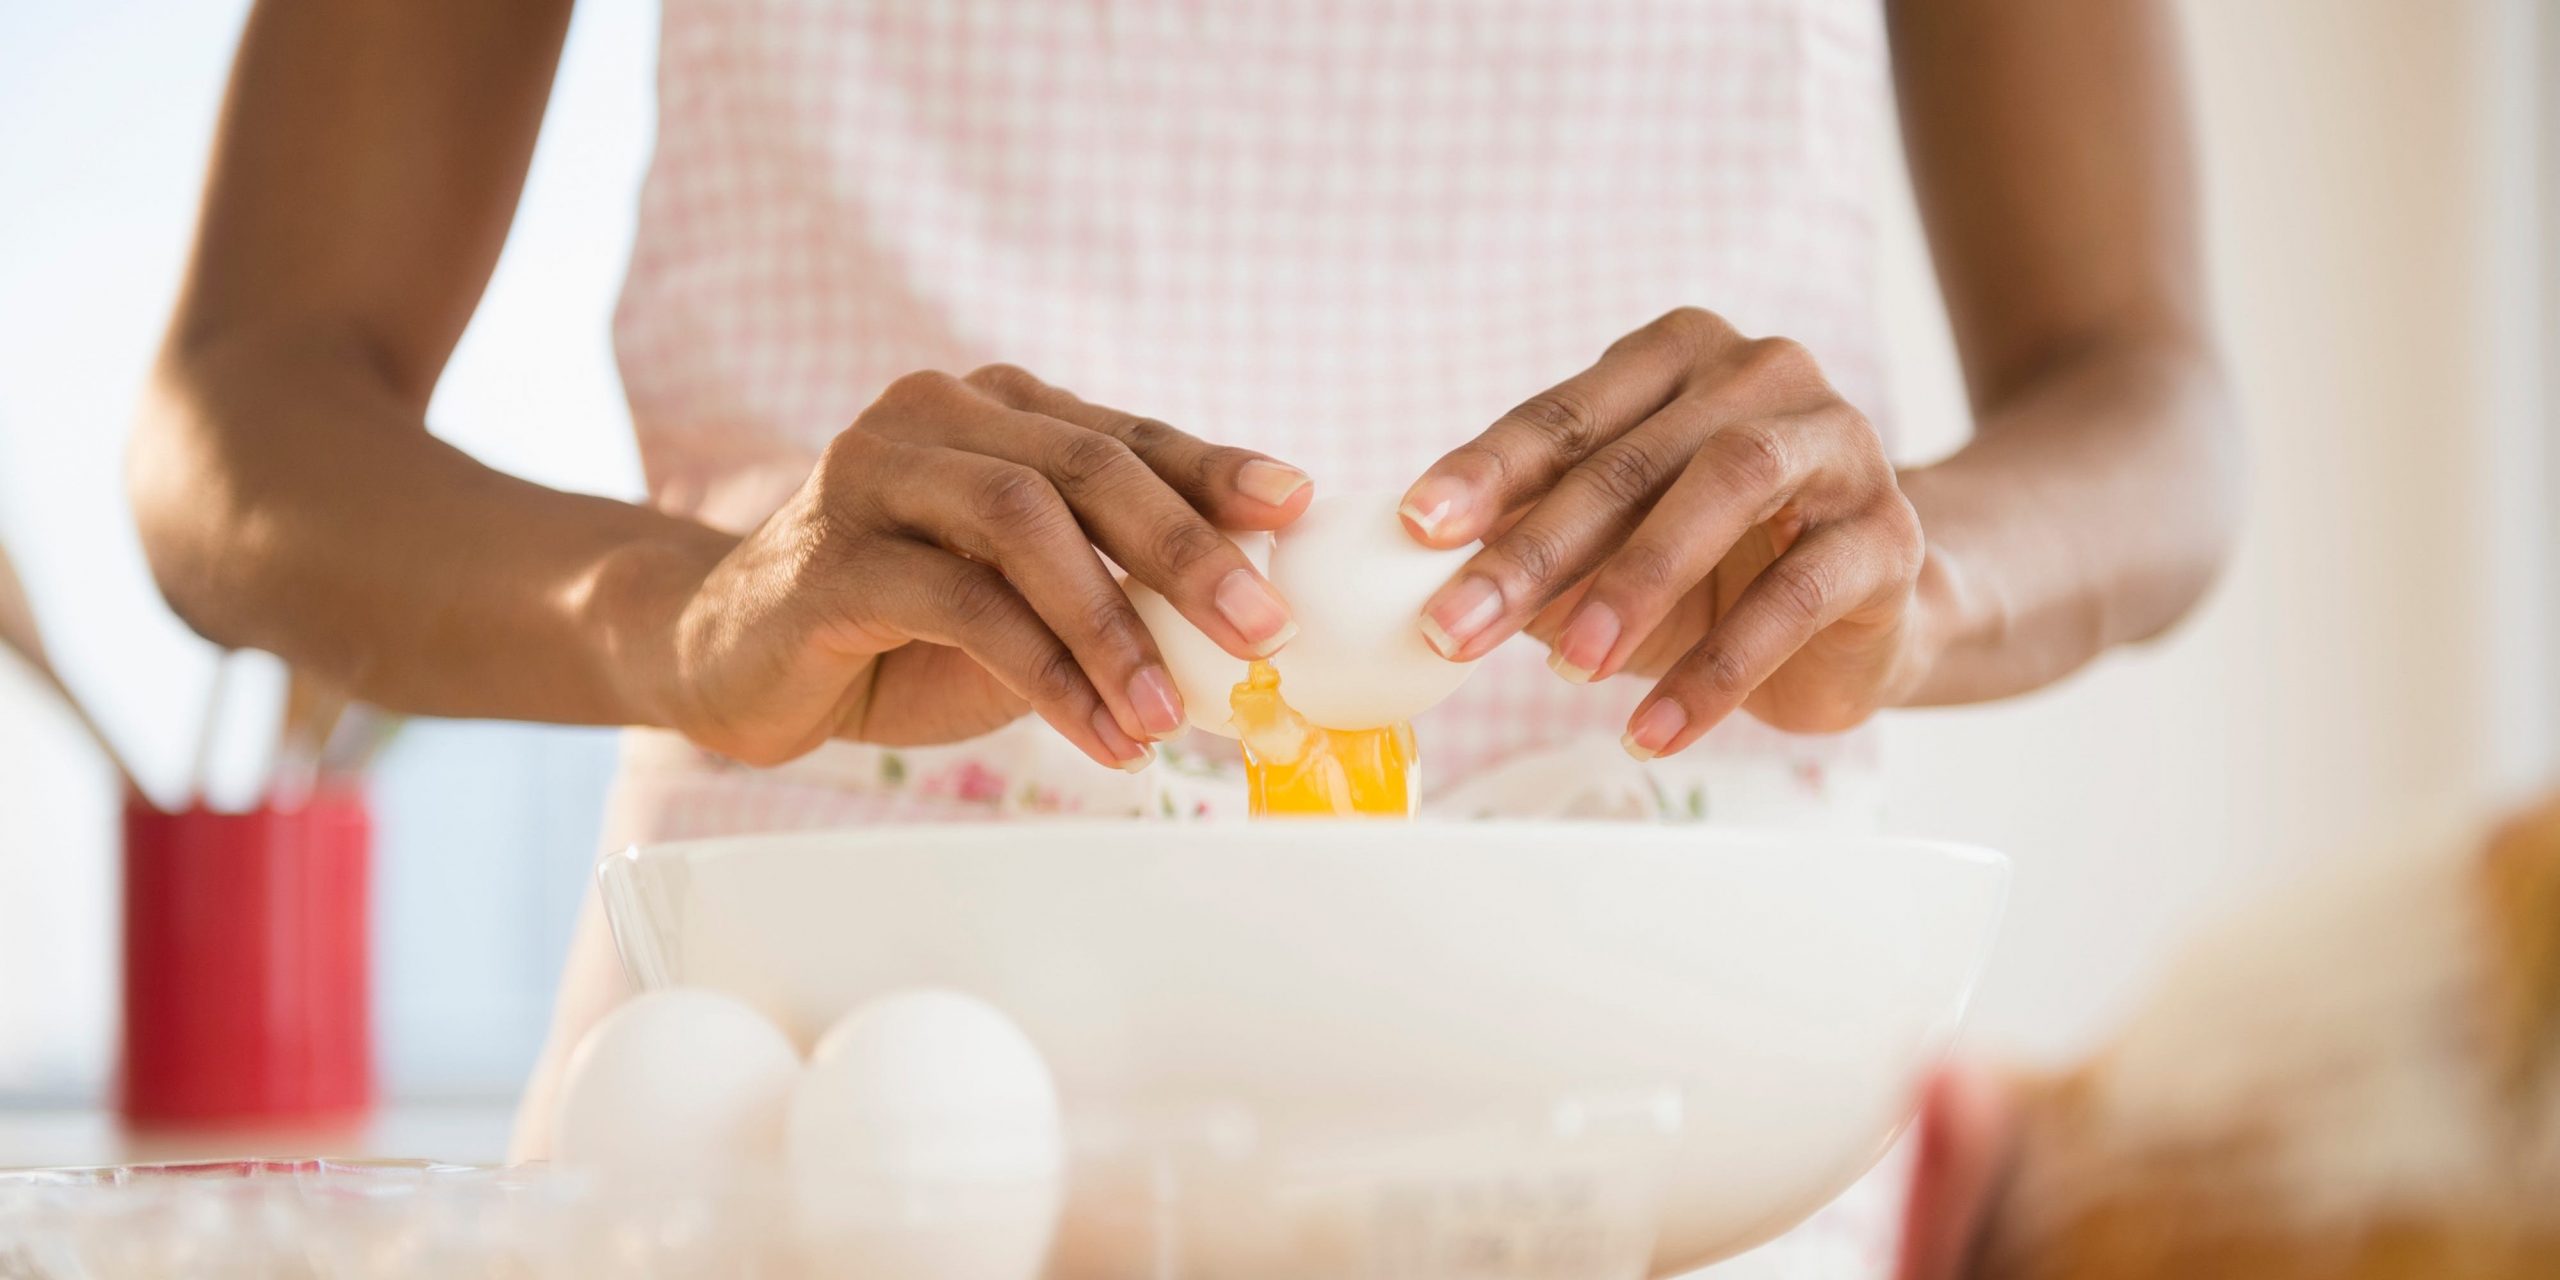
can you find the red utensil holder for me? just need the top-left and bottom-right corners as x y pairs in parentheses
(120, 789), (373, 1127)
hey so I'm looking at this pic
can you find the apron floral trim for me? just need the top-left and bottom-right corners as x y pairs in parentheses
(657, 721), (1878, 830)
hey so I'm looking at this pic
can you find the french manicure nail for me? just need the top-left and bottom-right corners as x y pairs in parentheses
(1235, 459), (1312, 507)
(1398, 478), (1472, 542)
(1622, 699), (1688, 760)
(1418, 575), (1502, 659)
(1550, 602), (1621, 684)
(1214, 568), (1296, 655)
(1127, 665), (1186, 739)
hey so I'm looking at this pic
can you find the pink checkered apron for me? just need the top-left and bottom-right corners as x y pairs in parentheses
(540, 0), (1907, 1269)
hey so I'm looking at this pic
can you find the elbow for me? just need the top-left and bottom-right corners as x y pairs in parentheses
(2125, 344), (2246, 645)
(127, 356), (262, 650)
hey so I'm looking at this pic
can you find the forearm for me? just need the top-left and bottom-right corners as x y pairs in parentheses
(1886, 0), (2227, 705)
(119, 0), (694, 722)
(1895, 336), (2237, 705)
(133, 326), (730, 725)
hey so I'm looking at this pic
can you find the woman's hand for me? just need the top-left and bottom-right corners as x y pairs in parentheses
(621, 365), (1312, 770)
(1400, 308), (1929, 758)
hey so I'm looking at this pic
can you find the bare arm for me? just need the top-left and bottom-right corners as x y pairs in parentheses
(1889, 0), (2238, 702)
(1394, 0), (2237, 754)
(131, 0), (712, 723)
(132, 0), (1309, 769)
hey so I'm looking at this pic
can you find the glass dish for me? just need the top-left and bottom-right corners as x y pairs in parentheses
(0, 1093), (1682, 1279)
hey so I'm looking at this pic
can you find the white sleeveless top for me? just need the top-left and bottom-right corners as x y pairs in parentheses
(603, 4), (1905, 1267)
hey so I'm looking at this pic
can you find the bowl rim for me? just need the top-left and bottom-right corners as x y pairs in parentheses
(601, 821), (2011, 875)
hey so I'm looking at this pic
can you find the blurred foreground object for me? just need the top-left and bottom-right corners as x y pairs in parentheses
(0, 531), (133, 789)
(115, 655), (406, 1130)
(1902, 792), (2560, 1280)
(120, 789), (373, 1130)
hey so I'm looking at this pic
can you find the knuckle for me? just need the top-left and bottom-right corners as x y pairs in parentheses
(1705, 422), (1791, 494)
(1581, 439), (1663, 508)
(1737, 336), (1821, 391)
(1491, 521), (1573, 589)
(806, 447), (887, 532)
(1023, 644), (1086, 707)
(879, 369), (962, 411)
(1082, 592), (1147, 648)
(942, 570), (1016, 630)
(1834, 403), (1881, 448)
(816, 424), (882, 473)
(1872, 492), (1927, 578)
(1149, 516), (1233, 579)
(1652, 306), (1729, 346)
(1508, 386), (1605, 457)
(968, 464), (1063, 528)
(1117, 415), (1180, 456)
(1049, 430), (1136, 491)
(962, 363), (1039, 399)
(1606, 538), (1682, 597)
(1765, 556), (1834, 625)
(1693, 642), (1757, 700)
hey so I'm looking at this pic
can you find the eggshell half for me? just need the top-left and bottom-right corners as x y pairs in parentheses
(1265, 491), (1478, 730)
(1124, 531), (1268, 737)
(1121, 491), (1481, 735)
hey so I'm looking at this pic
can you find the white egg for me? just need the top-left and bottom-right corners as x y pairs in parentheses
(1265, 491), (1479, 730)
(551, 986), (801, 1176)
(786, 989), (1065, 1280)
(1123, 490), (1478, 735)
(1125, 528), (1271, 736)
(787, 988), (1064, 1180)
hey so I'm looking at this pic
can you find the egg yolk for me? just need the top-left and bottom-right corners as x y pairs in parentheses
(1229, 661), (1417, 817)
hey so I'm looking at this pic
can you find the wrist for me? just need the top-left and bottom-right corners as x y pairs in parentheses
(580, 527), (736, 732)
(1889, 523), (1994, 708)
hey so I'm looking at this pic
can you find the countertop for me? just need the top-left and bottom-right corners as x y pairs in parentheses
(0, 1103), (516, 1171)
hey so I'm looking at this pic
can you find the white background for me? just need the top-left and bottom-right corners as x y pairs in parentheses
(0, 0), (656, 1099)
(0, 0), (2552, 1105)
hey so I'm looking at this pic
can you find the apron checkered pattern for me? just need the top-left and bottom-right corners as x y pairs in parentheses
(586, 2), (1907, 1270)
(613, 0), (1896, 790)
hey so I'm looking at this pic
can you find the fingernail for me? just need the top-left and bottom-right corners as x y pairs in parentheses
(1235, 459), (1312, 507)
(1398, 478), (1472, 542)
(1126, 665), (1186, 739)
(1549, 602), (1621, 684)
(1215, 568), (1297, 655)
(1091, 704), (1155, 772)
(1418, 575), (1503, 659)
(1622, 699), (1688, 760)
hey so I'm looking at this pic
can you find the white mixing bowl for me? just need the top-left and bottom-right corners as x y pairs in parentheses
(598, 823), (2006, 1275)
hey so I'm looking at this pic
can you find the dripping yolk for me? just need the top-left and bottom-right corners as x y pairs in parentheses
(1229, 660), (1417, 818)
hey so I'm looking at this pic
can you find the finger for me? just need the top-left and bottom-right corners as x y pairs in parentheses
(1537, 409), (1859, 680)
(960, 364), (1314, 529)
(857, 540), (1153, 772)
(894, 385), (1299, 663)
(1413, 395), (1718, 661)
(869, 446), (1193, 743)
(1621, 525), (1907, 759)
(1398, 308), (1738, 548)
